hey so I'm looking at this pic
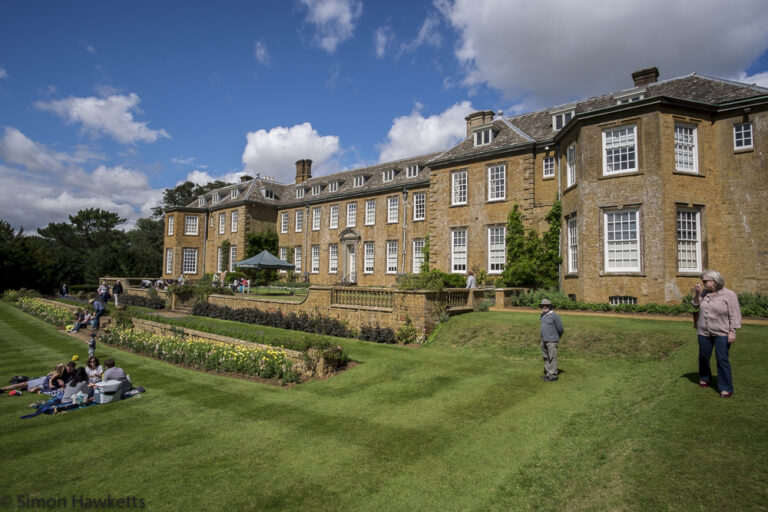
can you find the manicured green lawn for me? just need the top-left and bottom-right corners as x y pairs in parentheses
(1, 302), (766, 511)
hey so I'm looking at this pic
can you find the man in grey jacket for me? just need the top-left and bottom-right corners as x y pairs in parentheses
(539, 299), (564, 382)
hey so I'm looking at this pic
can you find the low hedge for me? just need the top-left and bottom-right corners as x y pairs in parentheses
(121, 294), (166, 310)
(191, 302), (397, 344)
(506, 289), (768, 317)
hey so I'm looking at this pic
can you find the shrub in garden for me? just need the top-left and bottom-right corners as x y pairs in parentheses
(121, 293), (166, 309)
(16, 297), (73, 327)
(396, 317), (418, 344)
(359, 323), (396, 344)
(101, 327), (300, 383)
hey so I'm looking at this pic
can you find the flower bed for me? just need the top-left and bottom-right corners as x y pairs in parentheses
(16, 297), (74, 327)
(101, 327), (300, 383)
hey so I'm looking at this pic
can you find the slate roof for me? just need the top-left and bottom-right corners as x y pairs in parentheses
(430, 73), (768, 164)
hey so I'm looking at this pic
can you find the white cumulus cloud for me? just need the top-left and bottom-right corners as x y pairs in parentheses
(299, 0), (363, 53)
(183, 169), (246, 186)
(438, 0), (768, 107)
(377, 101), (474, 162)
(241, 122), (341, 182)
(0, 129), (162, 231)
(0, 66), (7, 80)
(35, 93), (171, 145)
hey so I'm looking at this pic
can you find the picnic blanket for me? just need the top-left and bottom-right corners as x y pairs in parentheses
(20, 388), (145, 419)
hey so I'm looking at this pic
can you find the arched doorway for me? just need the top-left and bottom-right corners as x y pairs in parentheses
(338, 229), (360, 284)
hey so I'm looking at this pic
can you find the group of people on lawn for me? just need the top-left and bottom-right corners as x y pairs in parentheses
(535, 269), (741, 397)
(1, 357), (133, 408)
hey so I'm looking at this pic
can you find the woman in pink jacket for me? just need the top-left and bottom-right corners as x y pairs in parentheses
(693, 270), (742, 398)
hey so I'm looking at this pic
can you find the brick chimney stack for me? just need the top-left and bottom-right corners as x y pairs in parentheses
(632, 67), (659, 87)
(295, 159), (313, 184)
(464, 110), (496, 136)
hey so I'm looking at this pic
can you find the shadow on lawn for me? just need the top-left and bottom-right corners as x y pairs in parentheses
(681, 371), (720, 394)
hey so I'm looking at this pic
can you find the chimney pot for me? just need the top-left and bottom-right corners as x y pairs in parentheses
(632, 67), (659, 87)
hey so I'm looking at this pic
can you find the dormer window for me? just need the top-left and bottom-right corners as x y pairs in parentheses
(212, 193), (220, 204)
(615, 88), (646, 105)
(353, 176), (365, 187)
(296, 188), (305, 199)
(382, 169), (395, 182)
(329, 181), (339, 192)
(406, 165), (420, 178)
(311, 184), (321, 195)
(552, 111), (574, 131)
(474, 129), (493, 146)
(263, 189), (275, 200)
(231, 189), (239, 199)
(198, 196), (205, 207)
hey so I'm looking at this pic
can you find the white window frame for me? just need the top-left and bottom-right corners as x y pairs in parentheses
(229, 245), (237, 272)
(365, 200), (376, 225)
(329, 244), (338, 273)
(165, 248), (173, 275)
(451, 229), (467, 273)
(279, 247), (288, 273)
(412, 239), (424, 273)
(296, 188), (305, 199)
(182, 248), (197, 274)
(603, 125), (638, 175)
(413, 192), (425, 221)
(552, 111), (574, 131)
(387, 196), (399, 224)
(231, 188), (239, 199)
(198, 197), (205, 207)
(615, 89), (645, 104)
(217, 247), (223, 273)
(294, 246), (302, 273)
(218, 213), (226, 234)
(543, 156), (555, 178)
(364, 242), (374, 274)
(311, 184), (321, 196)
(329, 205), (339, 229)
(311, 245), (320, 273)
(280, 212), (288, 234)
(184, 215), (199, 235)
(406, 165), (419, 178)
(734, 122), (753, 150)
(346, 203), (356, 227)
(604, 209), (640, 273)
(386, 241), (398, 274)
(167, 216), (174, 236)
(452, 170), (467, 205)
(566, 144), (576, 188)
(329, 181), (339, 192)
(487, 164), (506, 201)
(231, 211), (238, 232)
(353, 176), (364, 187)
(264, 189), (275, 200)
(295, 210), (303, 232)
(568, 217), (578, 273)
(312, 208), (321, 231)
(382, 169), (395, 182)
(212, 193), (219, 204)
(674, 123), (698, 173)
(488, 226), (505, 274)
(474, 128), (493, 146)
(677, 209), (701, 273)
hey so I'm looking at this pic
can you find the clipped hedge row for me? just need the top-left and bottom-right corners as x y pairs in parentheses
(191, 302), (396, 344)
(121, 293), (166, 310)
(506, 289), (768, 317)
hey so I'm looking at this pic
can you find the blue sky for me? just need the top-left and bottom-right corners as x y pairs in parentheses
(2, 0), (768, 231)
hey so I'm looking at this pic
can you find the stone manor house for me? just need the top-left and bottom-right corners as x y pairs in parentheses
(163, 68), (768, 305)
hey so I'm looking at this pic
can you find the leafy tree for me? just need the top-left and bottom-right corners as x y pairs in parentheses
(221, 239), (231, 271)
(121, 218), (164, 277)
(152, 180), (229, 217)
(245, 230), (279, 257)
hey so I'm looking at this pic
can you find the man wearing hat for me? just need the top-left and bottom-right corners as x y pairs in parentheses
(539, 299), (564, 381)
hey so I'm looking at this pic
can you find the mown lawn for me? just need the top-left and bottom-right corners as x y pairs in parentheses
(1, 302), (766, 511)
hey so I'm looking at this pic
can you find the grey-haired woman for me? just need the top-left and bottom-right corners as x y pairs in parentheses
(692, 270), (742, 398)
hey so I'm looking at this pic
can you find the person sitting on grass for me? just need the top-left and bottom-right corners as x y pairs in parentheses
(1, 364), (66, 395)
(85, 357), (102, 386)
(103, 359), (132, 396)
(60, 367), (89, 405)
